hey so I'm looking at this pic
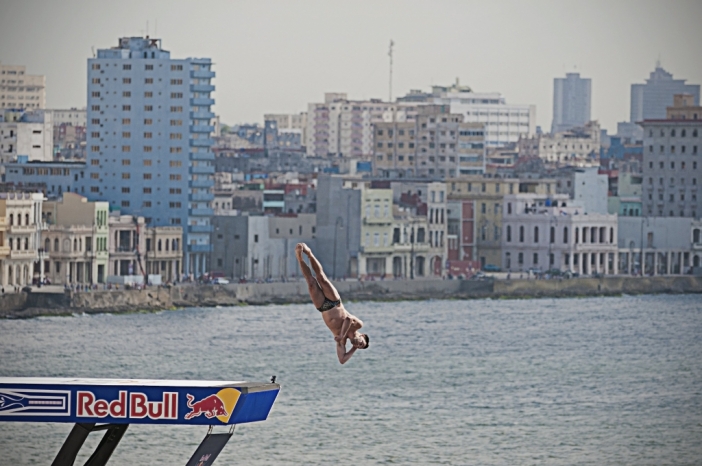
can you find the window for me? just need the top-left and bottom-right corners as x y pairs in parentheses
(563, 227), (568, 243)
(122, 118), (131, 124)
(170, 92), (183, 98)
(145, 64), (153, 70)
(121, 159), (130, 165)
(144, 146), (152, 152)
(122, 78), (131, 84)
(90, 173), (99, 179)
(169, 161), (182, 167)
(169, 147), (182, 153)
(506, 225), (512, 242)
(533, 253), (539, 265)
(170, 120), (182, 126)
(534, 226), (539, 243)
(519, 226), (524, 242)
(170, 106), (183, 112)
(144, 105), (153, 111)
(90, 186), (99, 192)
(144, 132), (152, 138)
(170, 79), (183, 85)
(90, 160), (99, 166)
(123, 64), (131, 70)
(121, 173), (130, 179)
(169, 133), (182, 140)
(145, 78), (153, 84)
(121, 187), (130, 193)
(90, 145), (100, 152)
(122, 91), (131, 97)
(122, 105), (131, 111)
(144, 118), (153, 125)
(169, 174), (182, 181)
(143, 173), (152, 180)
(144, 159), (152, 166)
(143, 187), (152, 193)
(121, 201), (130, 207)
(122, 146), (130, 152)
(171, 64), (183, 71)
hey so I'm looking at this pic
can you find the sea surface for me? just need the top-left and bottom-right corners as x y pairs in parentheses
(0, 295), (701, 465)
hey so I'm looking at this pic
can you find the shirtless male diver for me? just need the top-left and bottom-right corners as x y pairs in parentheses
(295, 243), (369, 364)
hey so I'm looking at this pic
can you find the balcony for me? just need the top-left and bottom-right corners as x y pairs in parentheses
(190, 138), (214, 147)
(190, 124), (214, 133)
(190, 110), (215, 120)
(187, 244), (212, 253)
(190, 151), (215, 161)
(694, 242), (702, 250)
(188, 224), (214, 234)
(10, 249), (37, 259)
(189, 207), (214, 217)
(191, 70), (215, 79)
(190, 84), (215, 93)
(10, 224), (38, 233)
(189, 179), (214, 189)
(0, 245), (10, 256)
(190, 164), (215, 175)
(190, 97), (214, 106)
(190, 191), (214, 202)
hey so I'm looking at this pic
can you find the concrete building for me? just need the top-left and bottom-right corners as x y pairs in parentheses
(264, 112), (307, 147)
(552, 72), (591, 133)
(41, 193), (109, 285)
(559, 167), (609, 215)
(108, 214), (147, 279)
(398, 80), (535, 147)
(46, 108), (86, 127)
(373, 105), (486, 178)
(144, 226), (182, 283)
(447, 176), (557, 269)
(518, 121), (601, 166)
(667, 93), (702, 120)
(618, 216), (701, 275)
(1, 192), (45, 287)
(83, 37), (215, 276)
(631, 64), (700, 122)
(4, 160), (86, 198)
(0, 62), (46, 110)
(0, 109), (53, 164)
(210, 214), (314, 280)
(607, 172), (643, 217)
(640, 96), (702, 218)
(306, 93), (414, 158)
(502, 194), (618, 275)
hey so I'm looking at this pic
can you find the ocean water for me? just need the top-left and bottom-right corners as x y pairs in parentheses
(0, 294), (701, 465)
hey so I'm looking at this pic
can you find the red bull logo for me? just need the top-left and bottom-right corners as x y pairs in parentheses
(76, 391), (178, 420)
(185, 394), (227, 420)
(184, 388), (241, 423)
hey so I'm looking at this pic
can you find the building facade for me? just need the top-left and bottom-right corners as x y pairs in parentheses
(640, 97), (702, 218)
(42, 193), (109, 285)
(631, 64), (700, 122)
(373, 105), (486, 178)
(0, 109), (53, 164)
(1, 192), (45, 287)
(502, 194), (618, 275)
(398, 80), (535, 147)
(108, 214), (147, 278)
(518, 121), (601, 166)
(0, 62), (46, 110)
(144, 226), (182, 283)
(4, 160), (86, 198)
(552, 72), (591, 133)
(83, 36), (215, 276)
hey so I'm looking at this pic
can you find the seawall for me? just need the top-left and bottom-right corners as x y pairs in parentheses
(2, 276), (701, 319)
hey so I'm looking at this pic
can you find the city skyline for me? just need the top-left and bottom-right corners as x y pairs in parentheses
(1, 0), (701, 132)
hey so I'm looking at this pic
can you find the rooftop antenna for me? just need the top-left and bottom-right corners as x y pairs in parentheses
(146, 20), (149, 37)
(388, 39), (394, 102)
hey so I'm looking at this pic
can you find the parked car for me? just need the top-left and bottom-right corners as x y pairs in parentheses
(482, 264), (501, 272)
(213, 278), (230, 285)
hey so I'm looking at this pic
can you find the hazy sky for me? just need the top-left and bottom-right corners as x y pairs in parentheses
(1, 0), (701, 132)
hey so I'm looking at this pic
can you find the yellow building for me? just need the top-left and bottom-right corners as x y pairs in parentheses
(358, 188), (394, 277)
(447, 176), (557, 268)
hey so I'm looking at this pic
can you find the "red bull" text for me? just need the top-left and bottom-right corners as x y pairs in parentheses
(76, 391), (178, 420)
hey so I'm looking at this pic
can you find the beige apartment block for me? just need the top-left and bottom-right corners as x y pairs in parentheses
(1, 192), (45, 287)
(447, 176), (557, 269)
(108, 214), (147, 278)
(518, 121), (601, 166)
(373, 105), (486, 178)
(41, 193), (109, 285)
(144, 226), (182, 283)
(0, 62), (46, 110)
(264, 112), (308, 145)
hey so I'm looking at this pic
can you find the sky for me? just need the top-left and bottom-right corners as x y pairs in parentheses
(1, 0), (701, 132)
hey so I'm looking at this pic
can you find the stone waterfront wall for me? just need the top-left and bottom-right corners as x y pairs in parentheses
(2, 276), (701, 318)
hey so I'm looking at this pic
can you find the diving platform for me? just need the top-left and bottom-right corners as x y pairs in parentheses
(0, 377), (280, 466)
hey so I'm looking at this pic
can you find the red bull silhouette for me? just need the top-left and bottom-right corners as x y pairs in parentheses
(184, 394), (228, 420)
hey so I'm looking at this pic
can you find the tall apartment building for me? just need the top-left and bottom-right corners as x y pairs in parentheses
(398, 80), (535, 147)
(83, 37), (215, 275)
(641, 94), (702, 218)
(0, 62), (46, 110)
(552, 72), (591, 133)
(373, 105), (485, 178)
(631, 64), (700, 122)
(306, 93), (414, 158)
(0, 109), (53, 164)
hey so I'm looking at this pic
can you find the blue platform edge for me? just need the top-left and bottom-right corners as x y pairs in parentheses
(0, 381), (280, 426)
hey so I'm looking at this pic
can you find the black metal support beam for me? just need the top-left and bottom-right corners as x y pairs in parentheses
(51, 423), (129, 466)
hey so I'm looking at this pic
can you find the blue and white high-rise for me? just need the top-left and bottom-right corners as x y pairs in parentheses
(84, 37), (215, 277)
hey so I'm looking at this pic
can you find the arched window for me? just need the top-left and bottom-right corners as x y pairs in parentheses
(506, 225), (512, 242)
(157, 240), (162, 251)
(694, 129), (698, 137)
(550, 226), (555, 243)
(17, 214), (21, 226)
(682, 129), (687, 137)
(575, 228), (579, 244)
(693, 228), (700, 243)
(74, 239), (78, 251)
(24, 238), (29, 250)
(519, 226), (524, 242)
(534, 226), (539, 243)
(54, 238), (59, 252)
(609, 227), (614, 244)
(44, 238), (50, 251)
(9, 214), (13, 226)
(165, 239), (170, 251)
(25, 213), (29, 225)
(672, 129), (676, 137)
(563, 227), (568, 243)
(172, 239), (177, 251)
